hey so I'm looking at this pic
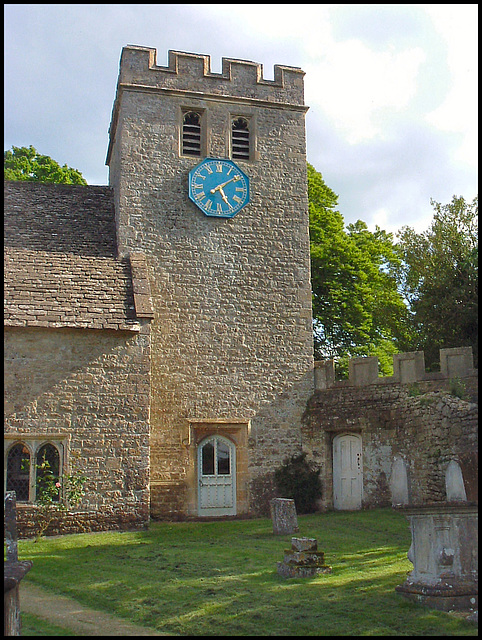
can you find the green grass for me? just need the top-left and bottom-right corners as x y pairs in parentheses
(18, 509), (476, 636)
(21, 613), (77, 636)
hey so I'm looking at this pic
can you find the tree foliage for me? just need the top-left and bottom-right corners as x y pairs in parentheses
(395, 195), (478, 368)
(4, 145), (87, 185)
(308, 163), (409, 374)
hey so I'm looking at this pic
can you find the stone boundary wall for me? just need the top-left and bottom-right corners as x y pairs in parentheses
(304, 347), (477, 511)
(12, 506), (149, 539)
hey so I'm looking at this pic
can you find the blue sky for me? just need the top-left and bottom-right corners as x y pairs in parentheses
(4, 4), (478, 234)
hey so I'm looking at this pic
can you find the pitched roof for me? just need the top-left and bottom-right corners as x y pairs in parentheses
(4, 181), (153, 331)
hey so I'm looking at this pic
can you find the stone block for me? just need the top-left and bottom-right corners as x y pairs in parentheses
(349, 357), (379, 386)
(393, 351), (425, 383)
(276, 562), (332, 579)
(283, 550), (325, 566)
(314, 360), (335, 390)
(276, 535), (332, 578)
(291, 537), (317, 551)
(439, 347), (474, 379)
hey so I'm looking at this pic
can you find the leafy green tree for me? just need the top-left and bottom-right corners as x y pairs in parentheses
(308, 163), (409, 374)
(395, 195), (478, 368)
(4, 145), (87, 184)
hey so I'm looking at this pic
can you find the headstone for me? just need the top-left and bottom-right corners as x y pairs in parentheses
(5, 491), (19, 563)
(269, 498), (299, 535)
(445, 460), (467, 502)
(458, 452), (478, 502)
(4, 492), (33, 636)
(390, 457), (409, 506)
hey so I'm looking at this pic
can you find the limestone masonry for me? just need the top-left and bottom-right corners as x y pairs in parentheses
(106, 47), (314, 519)
(4, 46), (478, 536)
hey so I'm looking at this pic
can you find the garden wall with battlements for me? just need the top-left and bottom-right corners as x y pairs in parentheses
(302, 347), (478, 511)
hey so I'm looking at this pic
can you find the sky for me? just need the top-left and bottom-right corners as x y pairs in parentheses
(4, 4), (478, 234)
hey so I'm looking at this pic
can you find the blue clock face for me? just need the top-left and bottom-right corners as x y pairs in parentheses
(188, 158), (250, 218)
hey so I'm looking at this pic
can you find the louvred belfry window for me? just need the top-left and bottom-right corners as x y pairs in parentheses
(182, 111), (202, 156)
(231, 117), (250, 160)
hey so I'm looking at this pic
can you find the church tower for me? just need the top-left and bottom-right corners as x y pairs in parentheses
(106, 46), (313, 518)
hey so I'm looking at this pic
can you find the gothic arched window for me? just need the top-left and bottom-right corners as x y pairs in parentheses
(36, 443), (61, 502)
(6, 443), (31, 502)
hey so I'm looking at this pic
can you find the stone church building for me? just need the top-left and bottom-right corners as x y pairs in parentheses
(5, 46), (314, 532)
(4, 46), (477, 536)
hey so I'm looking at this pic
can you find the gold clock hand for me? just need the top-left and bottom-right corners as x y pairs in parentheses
(210, 174), (241, 194)
(218, 187), (229, 204)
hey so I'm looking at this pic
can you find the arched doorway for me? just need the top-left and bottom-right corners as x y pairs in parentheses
(197, 435), (236, 516)
(333, 433), (363, 510)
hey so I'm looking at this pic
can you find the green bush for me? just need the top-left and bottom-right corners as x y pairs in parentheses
(274, 452), (322, 514)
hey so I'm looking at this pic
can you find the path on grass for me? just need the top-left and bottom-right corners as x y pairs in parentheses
(21, 582), (171, 636)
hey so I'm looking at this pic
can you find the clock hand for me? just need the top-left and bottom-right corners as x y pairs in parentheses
(210, 174), (241, 194)
(218, 187), (229, 204)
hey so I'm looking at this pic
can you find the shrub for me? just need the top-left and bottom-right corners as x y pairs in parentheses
(35, 454), (87, 540)
(449, 376), (468, 400)
(274, 452), (322, 514)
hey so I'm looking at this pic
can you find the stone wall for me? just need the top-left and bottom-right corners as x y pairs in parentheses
(107, 47), (314, 518)
(304, 348), (478, 510)
(4, 325), (151, 536)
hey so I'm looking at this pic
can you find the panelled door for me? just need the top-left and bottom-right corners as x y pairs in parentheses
(197, 435), (236, 516)
(333, 433), (363, 510)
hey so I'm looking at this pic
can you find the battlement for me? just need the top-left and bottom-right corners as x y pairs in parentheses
(314, 347), (477, 390)
(116, 46), (307, 108)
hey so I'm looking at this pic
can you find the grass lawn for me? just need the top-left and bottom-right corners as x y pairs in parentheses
(21, 613), (77, 637)
(18, 508), (476, 636)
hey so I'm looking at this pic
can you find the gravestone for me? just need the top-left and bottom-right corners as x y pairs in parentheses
(390, 457), (409, 506)
(277, 537), (332, 578)
(269, 498), (299, 535)
(445, 460), (467, 501)
(4, 492), (33, 636)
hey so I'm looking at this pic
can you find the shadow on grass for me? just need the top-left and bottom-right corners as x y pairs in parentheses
(19, 510), (477, 636)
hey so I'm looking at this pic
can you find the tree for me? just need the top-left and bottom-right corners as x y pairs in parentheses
(4, 145), (87, 184)
(395, 195), (478, 368)
(308, 163), (409, 374)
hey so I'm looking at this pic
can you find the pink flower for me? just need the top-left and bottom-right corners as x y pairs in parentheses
(55, 482), (61, 488)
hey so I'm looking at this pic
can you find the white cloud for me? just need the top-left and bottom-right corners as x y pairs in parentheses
(4, 4), (477, 234)
(305, 43), (426, 144)
(423, 5), (478, 167)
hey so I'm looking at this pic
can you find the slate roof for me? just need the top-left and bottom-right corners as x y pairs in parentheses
(4, 181), (153, 331)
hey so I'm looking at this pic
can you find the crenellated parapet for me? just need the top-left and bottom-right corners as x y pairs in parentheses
(115, 45), (307, 108)
(314, 347), (477, 390)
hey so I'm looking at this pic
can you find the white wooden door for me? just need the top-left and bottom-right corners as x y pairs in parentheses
(198, 436), (236, 516)
(333, 433), (363, 510)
